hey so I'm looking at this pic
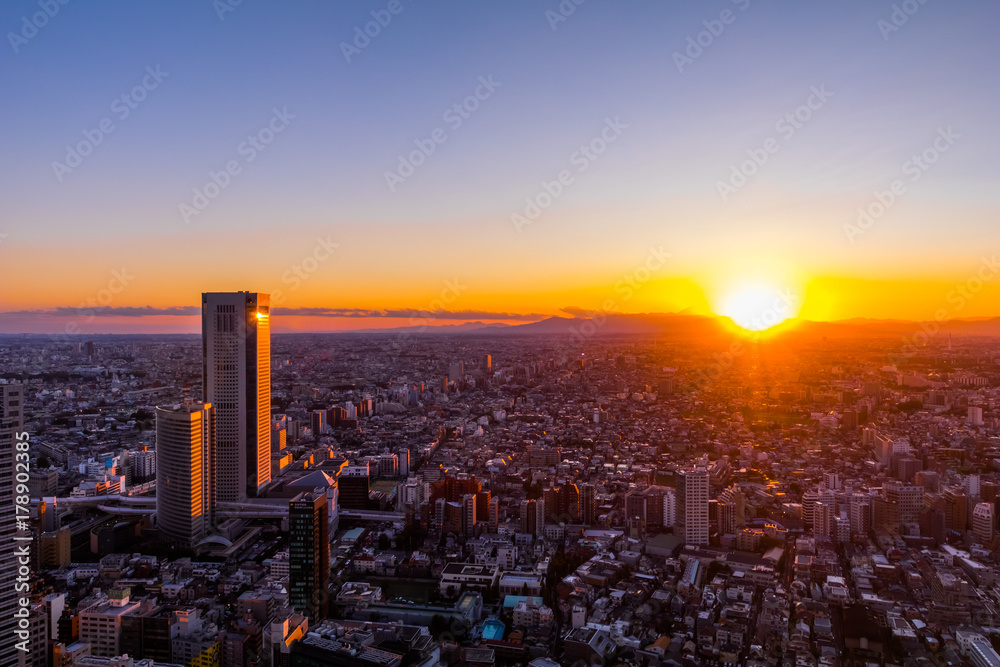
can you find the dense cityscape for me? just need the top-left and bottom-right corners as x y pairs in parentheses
(3, 294), (1000, 667)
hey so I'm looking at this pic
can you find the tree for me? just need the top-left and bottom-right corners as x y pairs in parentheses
(36, 455), (50, 469)
(378, 534), (391, 551)
(429, 614), (448, 637)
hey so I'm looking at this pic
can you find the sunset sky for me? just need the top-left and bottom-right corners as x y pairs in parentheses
(2, 0), (999, 333)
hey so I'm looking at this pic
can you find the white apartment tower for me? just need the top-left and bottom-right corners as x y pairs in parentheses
(676, 464), (709, 545)
(202, 292), (272, 501)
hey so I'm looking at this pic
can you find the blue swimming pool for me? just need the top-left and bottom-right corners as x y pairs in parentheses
(481, 619), (505, 641)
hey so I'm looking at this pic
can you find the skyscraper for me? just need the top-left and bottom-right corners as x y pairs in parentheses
(155, 402), (215, 548)
(289, 492), (330, 621)
(0, 384), (24, 667)
(676, 464), (709, 546)
(202, 292), (271, 501)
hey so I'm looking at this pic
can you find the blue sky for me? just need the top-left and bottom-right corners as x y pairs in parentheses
(2, 0), (999, 331)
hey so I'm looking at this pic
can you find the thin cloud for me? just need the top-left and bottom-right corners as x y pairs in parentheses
(0, 306), (200, 318)
(0, 305), (548, 322)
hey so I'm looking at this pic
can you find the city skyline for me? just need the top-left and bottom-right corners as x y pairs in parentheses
(3, 1), (1000, 333)
(6, 3), (1000, 663)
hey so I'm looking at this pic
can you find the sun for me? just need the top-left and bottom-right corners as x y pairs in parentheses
(719, 283), (796, 331)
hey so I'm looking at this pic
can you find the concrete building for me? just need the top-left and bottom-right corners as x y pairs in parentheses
(155, 402), (215, 548)
(676, 463), (709, 545)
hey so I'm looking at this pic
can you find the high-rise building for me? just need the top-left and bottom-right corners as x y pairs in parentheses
(156, 402), (215, 548)
(289, 492), (330, 621)
(579, 483), (596, 525)
(462, 494), (477, 535)
(310, 410), (327, 436)
(202, 291), (271, 501)
(483, 354), (492, 373)
(0, 384), (24, 667)
(662, 488), (676, 527)
(717, 485), (746, 535)
(676, 464), (710, 545)
(398, 448), (410, 477)
(973, 502), (994, 545)
(849, 493), (872, 536)
(823, 473), (841, 491)
(884, 481), (923, 528)
(338, 464), (371, 511)
(487, 497), (500, 532)
(519, 499), (545, 536)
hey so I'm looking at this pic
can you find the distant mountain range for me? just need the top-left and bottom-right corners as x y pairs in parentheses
(347, 312), (1000, 339)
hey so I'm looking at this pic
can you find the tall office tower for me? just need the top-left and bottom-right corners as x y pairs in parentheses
(483, 355), (492, 373)
(289, 492), (330, 621)
(202, 291), (271, 501)
(0, 384), (24, 667)
(676, 464), (709, 545)
(448, 361), (465, 384)
(973, 503), (994, 545)
(579, 483), (596, 525)
(155, 402), (215, 548)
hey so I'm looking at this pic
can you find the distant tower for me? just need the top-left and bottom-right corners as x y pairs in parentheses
(483, 354), (492, 373)
(155, 402), (215, 548)
(202, 292), (272, 501)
